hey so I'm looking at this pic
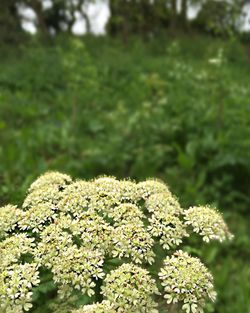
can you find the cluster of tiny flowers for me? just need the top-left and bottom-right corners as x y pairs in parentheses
(145, 192), (188, 249)
(28, 172), (72, 193)
(145, 192), (183, 215)
(57, 181), (95, 218)
(34, 223), (74, 267)
(62, 211), (113, 253)
(184, 206), (233, 242)
(18, 203), (58, 233)
(23, 172), (72, 209)
(0, 234), (35, 270)
(0, 232), (37, 311)
(159, 251), (217, 313)
(0, 171), (233, 312)
(112, 221), (155, 264)
(148, 212), (188, 249)
(0, 263), (40, 312)
(88, 177), (139, 215)
(107, 203), (145, 226)
(136, 179), (170, 199)
(101, 263), (159, 313)
(72, 301), (116, 313)
(0, 205), (22, 239)
(94, 176), (138, 200)
(34, 221), (105, 298)
(22, 185), (62, 209)
(50, 245), (104, 297)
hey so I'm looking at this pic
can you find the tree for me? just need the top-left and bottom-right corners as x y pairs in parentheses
(107, 0), (170, 38)
(23, 0), (92, 35)
(180, 0), (188, 28)
(195, 0), (244, 36)
(170, 0), (178, 29)
(0, 0), (24, 44)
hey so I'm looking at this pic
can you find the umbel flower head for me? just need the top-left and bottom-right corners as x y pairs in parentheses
(0, 171), (233, 313)
(101, 263), (159, 312)
(159, 251), (217, 313)
(72, 300), (116, 313)
(184, 206), (233, 243)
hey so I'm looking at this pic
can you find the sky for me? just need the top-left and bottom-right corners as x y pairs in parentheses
(20, 1), (250, 35)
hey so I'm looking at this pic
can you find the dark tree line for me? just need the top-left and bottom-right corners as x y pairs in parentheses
(107, 0), (248, 38)
(0, 0), (93, 42)
(0, 0), (249, 43)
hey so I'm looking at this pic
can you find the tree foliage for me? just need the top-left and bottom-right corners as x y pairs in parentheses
(0, 0), (247, 43)
(0, 0), (25, 44)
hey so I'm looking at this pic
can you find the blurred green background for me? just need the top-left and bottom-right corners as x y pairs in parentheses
(0, 1), (250, 313)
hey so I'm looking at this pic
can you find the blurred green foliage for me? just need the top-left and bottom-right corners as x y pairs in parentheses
(0, 35), (249, 312)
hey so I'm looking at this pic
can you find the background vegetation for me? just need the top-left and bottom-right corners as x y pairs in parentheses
(0, 1), (250, 313)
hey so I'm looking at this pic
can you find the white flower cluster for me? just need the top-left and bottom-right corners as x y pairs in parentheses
(50, 245), (104, 297)
(23, 172), (72, 209)
(145, 192), (182, 215)
(18, 203), (58, 233)
(27, 172), (72, 194)
(0, 171), (233, 312)
(101, 263), (159, 312)
(34, 223), (74, 267)
(107, 203), (144, 226)
(148, 212), (188, 250)
(58, 181), (95, 218)
(89, 177), (139, 215)
(0, 205), (22, 239)
(146, 192), (188, 249)
(112, 221), (155, 264)
(0, 233), (38, 312)
(159, 250), (217, 313)
(136, 179), (170, 199)
(0, 234), (35, 270)
(0, 263), (40, 312)
(64, 211), (113, 253)
(184, 206), (233, 242)
(72, 301), (116, 313)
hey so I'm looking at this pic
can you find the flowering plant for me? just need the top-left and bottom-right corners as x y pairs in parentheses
(0, 172), (233, 313)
